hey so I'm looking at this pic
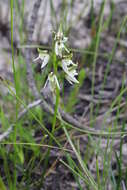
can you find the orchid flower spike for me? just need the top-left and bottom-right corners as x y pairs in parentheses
(34, 50), (50, 69)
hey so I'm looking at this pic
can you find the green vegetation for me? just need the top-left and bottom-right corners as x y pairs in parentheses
(0, 0), (127, 189)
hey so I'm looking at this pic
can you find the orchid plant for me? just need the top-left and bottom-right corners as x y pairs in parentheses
(34, 26), (79, 97)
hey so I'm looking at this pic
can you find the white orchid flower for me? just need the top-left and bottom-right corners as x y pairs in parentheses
(55, 41), (64, 57)
(65, 69), (79, 84)
(61, 58), (79, 84)
(44, 72), (60, 93)
(54, 27), (68, 42)
(55, 41), (69, 57)
(34, 50), (50, 69)
(54, 28), (69, 57)
(62, 59), (77, 73)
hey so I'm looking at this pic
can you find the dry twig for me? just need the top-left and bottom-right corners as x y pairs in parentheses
(25, 0), (42, 99)
(0, 99), (43, 142)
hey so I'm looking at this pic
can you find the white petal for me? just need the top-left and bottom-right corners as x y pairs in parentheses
(65, 68), (79, 84)
(69, 69), (78, 76)
(62, 60), (69, 73)
(57, 27), (63, 38)
(55, 42), (62, 57)
(62, 59), (77, 67)
(66, 73), (79, 84)
(62, 37), (68, 42)
(65, 75), (73, 84)
(41, 54), (50, 69)
(43, 77), (49, 89)
(68, 60), (77, 66)
(55, 42), (58, 56)
(54, 75), (60, 89)
(33, 56), (40, 62)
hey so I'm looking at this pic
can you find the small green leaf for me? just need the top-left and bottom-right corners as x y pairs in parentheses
(18, 148), (24, 164)
(0, 176), (7, 190)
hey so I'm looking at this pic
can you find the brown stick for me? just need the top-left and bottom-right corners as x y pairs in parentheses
(25, 0), (42, 99)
